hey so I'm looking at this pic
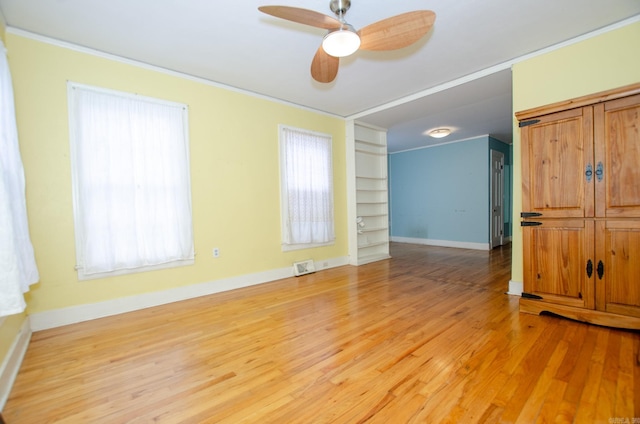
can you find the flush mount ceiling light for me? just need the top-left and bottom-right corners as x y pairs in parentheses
(428, 128), (451, 138)
(322, 24), (361, 57)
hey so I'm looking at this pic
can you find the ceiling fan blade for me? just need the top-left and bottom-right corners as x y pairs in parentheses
(311, 45), (339, 83)
(258, 6), (341, 30)
(358, 10), (436, 51)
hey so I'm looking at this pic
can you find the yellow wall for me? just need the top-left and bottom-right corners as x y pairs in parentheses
(6, 33), (347, 314)
(511, 21), (640, 282)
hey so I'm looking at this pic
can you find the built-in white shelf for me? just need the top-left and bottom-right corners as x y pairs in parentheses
(350, 123), (390, 265)
(359, 226), (388, 232)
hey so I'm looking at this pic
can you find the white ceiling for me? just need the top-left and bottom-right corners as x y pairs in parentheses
(1, 0), (639, 152)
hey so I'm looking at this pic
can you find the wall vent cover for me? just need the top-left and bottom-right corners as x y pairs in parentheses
(293, 259), (315, 276)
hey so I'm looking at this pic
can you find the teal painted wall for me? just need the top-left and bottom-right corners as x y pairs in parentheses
(389, 136), (512, 245)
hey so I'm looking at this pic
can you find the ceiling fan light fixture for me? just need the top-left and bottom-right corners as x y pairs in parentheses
(322, 24), (361, 57)
(427, 128), (451, 138)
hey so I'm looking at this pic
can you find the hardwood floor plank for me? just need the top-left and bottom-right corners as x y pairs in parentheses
(554, 324), (597, 421)
(492, 317), (566, 421)
(574, 328), (610, 422)
(3, 243), (639, 423)
(614, 332), (636, 419)
(598, 330), (622, 421)
(515, 332), (570, 423)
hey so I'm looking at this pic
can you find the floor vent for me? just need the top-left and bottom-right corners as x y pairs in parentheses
(293, 259), (315, 276)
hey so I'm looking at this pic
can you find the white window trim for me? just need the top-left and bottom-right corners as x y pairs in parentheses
(67, 82), (194, 280)
(278, 125), (335, 252)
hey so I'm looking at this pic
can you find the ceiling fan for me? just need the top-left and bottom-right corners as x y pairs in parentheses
(258, 0), (436, 83)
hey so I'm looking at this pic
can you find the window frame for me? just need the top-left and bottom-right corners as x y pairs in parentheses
(278, 125), (335, 252)
(67, 82), (194, 280)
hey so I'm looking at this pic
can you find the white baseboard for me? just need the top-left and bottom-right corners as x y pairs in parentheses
(0, 316), (32, 411)
(29, 256), (349, 332)
(391, 236), (490, 251)
(507, 280), (523, 296)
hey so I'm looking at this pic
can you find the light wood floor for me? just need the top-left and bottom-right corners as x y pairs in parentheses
(4, 243), (639, 423)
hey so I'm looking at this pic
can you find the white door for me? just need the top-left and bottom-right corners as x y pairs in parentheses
(490, 150), (504, 248)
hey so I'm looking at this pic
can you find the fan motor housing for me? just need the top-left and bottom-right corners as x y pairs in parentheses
(330, 0), (351, 16)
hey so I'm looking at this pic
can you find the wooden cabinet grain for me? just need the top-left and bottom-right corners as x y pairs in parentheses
(518, 84), (640, 329)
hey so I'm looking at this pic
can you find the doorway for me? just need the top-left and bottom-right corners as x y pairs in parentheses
(490, 150), (505, 248)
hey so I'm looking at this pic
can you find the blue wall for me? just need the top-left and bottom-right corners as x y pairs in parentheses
(389, 136), (512, 247)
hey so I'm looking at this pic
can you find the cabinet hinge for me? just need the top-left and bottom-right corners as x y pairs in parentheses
(521, 221), (542, 227)
(519, 119), (540, 127)
(521, 212), (542, 218)
(522, 292), (543, 300)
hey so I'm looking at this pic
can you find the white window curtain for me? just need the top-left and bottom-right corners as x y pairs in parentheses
(68, 83), (193, 278)
(0, 40), (40, 317)
(279, 126), (335, 249)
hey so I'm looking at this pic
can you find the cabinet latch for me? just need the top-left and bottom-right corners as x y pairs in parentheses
(597, 260), (604, 280)
(586, 259), (593, 278)
(596, 162), (604, 182)
(585, 163), (593, 183)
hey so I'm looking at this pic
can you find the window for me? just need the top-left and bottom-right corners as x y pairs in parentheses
(279, 125), (335, 250)
(68, 83), (193, 279)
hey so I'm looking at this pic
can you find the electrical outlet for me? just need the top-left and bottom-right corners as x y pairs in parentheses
(213, 248), (220, 258)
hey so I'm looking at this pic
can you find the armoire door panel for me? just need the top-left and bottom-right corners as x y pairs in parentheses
(596, 220), (640, 317)
(522, 219), (595, 308)
(521, 107), (594, 218)
(519, 84), (640, 329)
(595, 93), (640, 218)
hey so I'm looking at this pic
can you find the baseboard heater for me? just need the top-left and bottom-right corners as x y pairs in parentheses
(293, 259), (315, 276)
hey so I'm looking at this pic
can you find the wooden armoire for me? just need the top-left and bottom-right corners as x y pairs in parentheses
(517, 83), (640, 329)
